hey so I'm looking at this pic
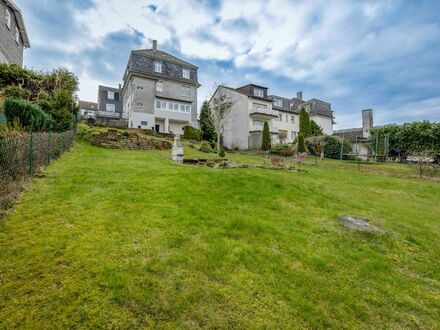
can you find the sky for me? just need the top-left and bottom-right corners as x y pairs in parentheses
(16, 0), (440, 129)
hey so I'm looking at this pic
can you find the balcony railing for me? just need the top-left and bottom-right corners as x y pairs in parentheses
(97, 111), (120, 119)
(249, 106), (278, 118)
(249, 125), (279, 134)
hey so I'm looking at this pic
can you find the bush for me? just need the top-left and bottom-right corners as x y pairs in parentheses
(183, 125), (202, 141)
(270, 143), (294, 156)
(262, 121), (271, 151)
(219, 149), (226, 157)
(3, 98), (53, 132)
(200, 141), (212, 153)
(323, 135), (351, 159)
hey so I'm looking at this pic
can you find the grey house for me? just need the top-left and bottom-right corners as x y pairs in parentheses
(97, 85), (123, 119)
(122, 40), (200, 133)
(0, 0), (30, 66)
(79, 100), (98, 119)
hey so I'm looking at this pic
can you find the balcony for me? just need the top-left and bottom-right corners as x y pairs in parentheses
(97, 111), (120, 119)
(249, 105), (278, 118)
(249, 125), (279, 134)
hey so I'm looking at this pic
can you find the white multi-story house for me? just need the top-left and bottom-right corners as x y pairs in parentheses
(122, 40), (200, 133)
(209, 85), (334, 150)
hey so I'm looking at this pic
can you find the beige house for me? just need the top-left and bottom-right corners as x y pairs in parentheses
(209, 85), (334, 150)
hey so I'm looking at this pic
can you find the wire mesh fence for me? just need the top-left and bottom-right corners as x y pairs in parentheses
(0, 130), (75, 214)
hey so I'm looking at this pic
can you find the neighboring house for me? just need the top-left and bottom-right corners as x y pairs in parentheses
(290, 92), (334, 135)
(97, 85), (123, 119)
(122, 40), (200, 133)
(208, 85), (335, 150)
(333, 109), (373, 157)
(0, 0), (30, 66)
(79, 100), (98, 119)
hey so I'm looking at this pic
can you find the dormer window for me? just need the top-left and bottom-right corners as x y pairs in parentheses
(182, 68), (190, 79)
(273, 99), (282, 107)
(6, 9), (11, 30)
(254, 88), (264, 97)
(154, 62), (162, 73)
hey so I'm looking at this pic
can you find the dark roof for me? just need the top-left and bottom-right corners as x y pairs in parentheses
(295, 98), (333, 118)
(79, 101), (98, 110)
(98, 85), (121, 92)
(131, 49), (198, 69)
(236, 83), (268, 90)
(333, 128), (364, 141)
(268, 95), (291, 112)
(5, 0), (30, 47)
(290, 97), (305, 109)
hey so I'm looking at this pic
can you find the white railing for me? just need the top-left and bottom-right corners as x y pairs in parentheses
(250, 106), (278, 117)
(97, 111), (120, 119)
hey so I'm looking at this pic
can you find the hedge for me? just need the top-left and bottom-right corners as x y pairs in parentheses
(3, 98), (53, 132)
(183, 125), (202, 141)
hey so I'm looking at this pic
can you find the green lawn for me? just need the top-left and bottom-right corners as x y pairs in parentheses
(1, 143), (439, 329)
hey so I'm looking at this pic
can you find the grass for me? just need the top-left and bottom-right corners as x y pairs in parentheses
(1, 142), (439, 329)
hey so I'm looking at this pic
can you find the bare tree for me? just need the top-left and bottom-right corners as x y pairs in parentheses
(278, 131), (287, 145)
(208, 84), (235, 152)
(306, 135), (327, 163)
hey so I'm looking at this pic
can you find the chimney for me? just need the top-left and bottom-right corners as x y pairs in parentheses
(297, 91), (303, 101)
(362, 109), (373, 138)
(118, 84), (122, 90)
(152, 39), (158, 50)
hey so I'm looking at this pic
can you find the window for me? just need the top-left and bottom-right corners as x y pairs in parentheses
(154, 61), (162, 73)
(136, 102), (143, 108)
(15, 27), (19, 44)
(6, 9), (11, 30)
(291, 131), (297, 139)
(156, 81), (163, 92)
(279, 114), (282, 121)
(181, 86), (191, 97)
(185, 105), (191, 113)
(106, 104), (115, 112)
(180, 104), (186, 112)
(141, 121), (148, 126)
(291, 116), (295, 123)
(182, 68), (190, 79)
(253, 120), (264, 128)
(254, 88), (264, 97)
(273, 99), (282, 107)
(137, 85), (144, 91)
(107, 91), (114, 100)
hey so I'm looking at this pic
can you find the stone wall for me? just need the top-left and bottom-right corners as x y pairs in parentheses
(91, 129), (172, 150)
(88, 117), (128, 129)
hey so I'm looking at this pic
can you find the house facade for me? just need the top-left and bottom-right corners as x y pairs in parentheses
(79, 100), (98, 119)
(122, 40), (200, 134)
(97, 85), (123, 119)
(0, 0), (30, 66)
(209, 85), (334, 150)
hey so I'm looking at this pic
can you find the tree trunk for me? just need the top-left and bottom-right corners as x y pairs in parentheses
(320, 150), (324, 160)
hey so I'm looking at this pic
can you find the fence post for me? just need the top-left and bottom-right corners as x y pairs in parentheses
(29, 131), (33, 176)
(374, 134), (379, 162)
(340, 137), (344, 160)
(62, 132), (65, 152)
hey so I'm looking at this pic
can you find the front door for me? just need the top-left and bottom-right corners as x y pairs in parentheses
(155, 124), (160, 133)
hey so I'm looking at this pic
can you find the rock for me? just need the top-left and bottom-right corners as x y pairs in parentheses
(339, 215), (381, 232)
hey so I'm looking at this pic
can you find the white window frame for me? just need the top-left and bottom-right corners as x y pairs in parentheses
(6, 9), (11, 30)
(156, 81), (163, 92)
(291, 116), (295, 123)
(181, 86), (191, 97)
(155, 99), (191, 113)
(107, 91), (114, 100)
(253, 120), (264, 128)
(182, 68), (190, 79)
(154, 61), (162, 73)
(279, 114), (282, 121)
(254, 88), (264, 97)
(291, 131), (297, 139)
(273, 99), (282, 107)
(106, 103), (115, 112)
